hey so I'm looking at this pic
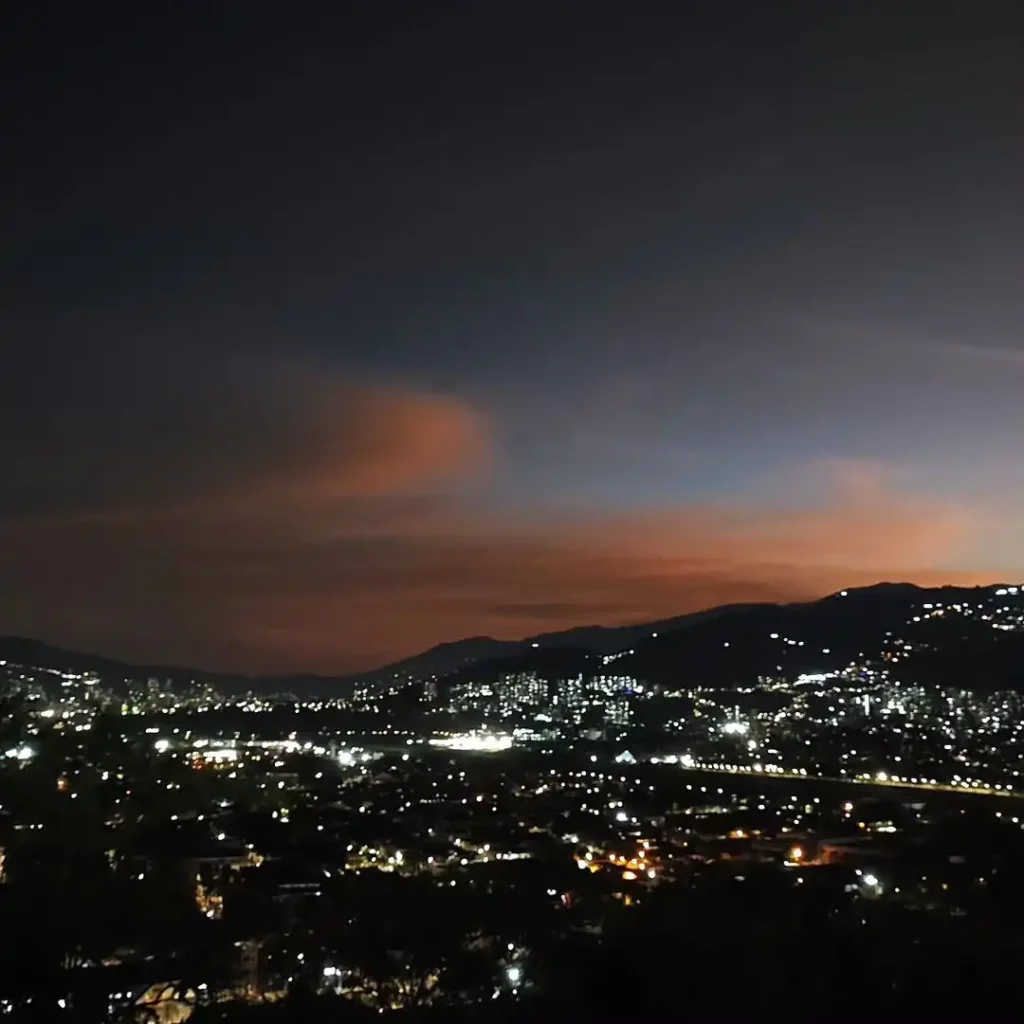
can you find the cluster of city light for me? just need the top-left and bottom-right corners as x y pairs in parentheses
(429, 732), (512, 752)
(437, 669), (632, 732)
(195, 747), (238, 763)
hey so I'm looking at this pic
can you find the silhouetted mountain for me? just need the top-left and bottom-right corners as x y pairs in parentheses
(431, 582), (1024, 693)
(0, 635), (201, 684)
(363, 636), (521, 681)
(5, 582), (1024, 697)
(441, 646), (599, 689)
(0, 635), (346, 698)
(349, 603), (771, 687)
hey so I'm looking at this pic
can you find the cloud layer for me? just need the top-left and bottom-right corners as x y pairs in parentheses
(0, 354), (995, 672)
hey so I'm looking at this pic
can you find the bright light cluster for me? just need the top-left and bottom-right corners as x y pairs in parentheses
(429, 733), (512, 752)
(722, 722), (750, 735)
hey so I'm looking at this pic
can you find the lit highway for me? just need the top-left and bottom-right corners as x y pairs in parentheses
(659, 757), (1024, 800)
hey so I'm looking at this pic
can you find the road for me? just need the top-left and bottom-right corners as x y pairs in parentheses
(668, 758), (1023, 800)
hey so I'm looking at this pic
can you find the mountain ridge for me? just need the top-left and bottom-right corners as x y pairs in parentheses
(1, 581), (1018, 695)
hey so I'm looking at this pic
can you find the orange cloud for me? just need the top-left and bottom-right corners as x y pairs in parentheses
(0, 348), (1003, 672)
(0, 428), (996, 672)
(224, 374), (488, 508)
(0, 351), (486, 523)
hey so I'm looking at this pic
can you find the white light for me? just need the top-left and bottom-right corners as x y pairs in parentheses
(200, 747), (237, 762)
(506, 965), (522, 987)
(154, 738), (170, 752)
(429, 732), (512, 752)
(863, 873), (879, 887)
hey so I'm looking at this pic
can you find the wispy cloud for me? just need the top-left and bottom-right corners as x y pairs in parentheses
(0, 349), (996, 674)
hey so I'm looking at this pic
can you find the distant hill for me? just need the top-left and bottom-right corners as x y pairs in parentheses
(426, 582), (1024, 693)
(0, 634), (184, 681)
(348, 602), (772, 687)
(4, 582), (1024, 696)
(0, 635), (348, 698)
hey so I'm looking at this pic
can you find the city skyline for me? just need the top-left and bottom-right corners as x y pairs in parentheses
(3, 4), (1023, 671)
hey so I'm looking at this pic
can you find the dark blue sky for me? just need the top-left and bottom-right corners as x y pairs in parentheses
(3, 2), (1023, 671)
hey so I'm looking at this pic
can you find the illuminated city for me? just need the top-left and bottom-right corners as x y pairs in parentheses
(4, 3), (1023, 1020)
(1, 583), (1024, 1017)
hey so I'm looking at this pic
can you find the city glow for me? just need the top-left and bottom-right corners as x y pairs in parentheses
(722, 722), (749, 735)
(198, 747), (238, 763)
(429, 733), (512, 752)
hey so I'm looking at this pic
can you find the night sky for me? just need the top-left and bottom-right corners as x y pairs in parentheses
(4, 3), (1023, 673)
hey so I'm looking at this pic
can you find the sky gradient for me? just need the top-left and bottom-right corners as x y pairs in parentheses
(3, 3), (1024, 672)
